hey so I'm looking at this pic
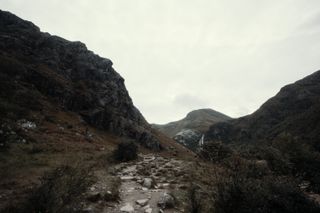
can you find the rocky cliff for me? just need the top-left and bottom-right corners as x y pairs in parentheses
(0, 10), (160, 149)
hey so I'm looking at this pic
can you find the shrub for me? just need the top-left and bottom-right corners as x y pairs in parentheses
(273, 136), (320, 192)
(198, 141), (233, 162)
(21, 165), (93, 213)
(113, 139), (138, 162)
(212, 161), (320, 213)
(188, 185), (206, 213)
(236, 144), (292, 175)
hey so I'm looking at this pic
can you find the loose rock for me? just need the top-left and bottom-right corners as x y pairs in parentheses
(120, 203), (134, 212)
(136, 198), (149, 206)
(143, 178), (153, 188)
(158, 193), (175, 209)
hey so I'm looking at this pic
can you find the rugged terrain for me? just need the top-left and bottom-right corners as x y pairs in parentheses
(206, 71), (320, 145)
(0, 9), (162, 149)
(153, 109), (230, 150)
(1, 10), (320, 213)
(203, 70), (320, 193)
(0, 10), (193, 212)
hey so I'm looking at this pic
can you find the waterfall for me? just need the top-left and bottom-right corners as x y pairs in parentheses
(199, 134), (204, 147)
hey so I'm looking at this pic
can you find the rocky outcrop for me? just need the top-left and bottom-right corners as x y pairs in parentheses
(173, 129), (202, 150)
(0, 10), (160, 149)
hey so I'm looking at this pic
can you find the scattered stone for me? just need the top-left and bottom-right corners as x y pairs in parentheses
(143, 204), (150, 209)
(87, 192), (101, 202)
(178, 184), (188, 190)
(145, 208), (152, 213)
(121, 176), (135, 181)
(158, 193), (175, 209)
(143, 178), (153, 188)
(18, 120), (36, 129)
(169, 179), (178, 184)
(136, 198), (149, 206)
(120, 203), (134, 212)
(137, 179), (144, 184)
(158, 183), (170, 189)
(83, 206), (94, 212)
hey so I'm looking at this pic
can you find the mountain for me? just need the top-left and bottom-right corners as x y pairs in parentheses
(205, 71), (320, 147)
(204, 70), (320, 193)
(0, 10), (196, 211)
(1, 10), (319, 213)
(153, 108), (231, 149)
(0, 10), (162, 149)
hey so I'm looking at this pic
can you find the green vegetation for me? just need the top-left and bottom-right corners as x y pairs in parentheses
(5, 165), (93, 213)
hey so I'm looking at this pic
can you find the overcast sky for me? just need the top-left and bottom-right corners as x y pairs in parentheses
(1, 0), (320, 124)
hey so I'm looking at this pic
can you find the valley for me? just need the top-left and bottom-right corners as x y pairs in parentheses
(0, 9), (320, 213)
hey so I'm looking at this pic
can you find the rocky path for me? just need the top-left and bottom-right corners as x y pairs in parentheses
(107, 154), (190, 213)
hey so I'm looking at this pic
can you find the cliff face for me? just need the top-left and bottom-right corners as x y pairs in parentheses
(0, 10), (160, 149)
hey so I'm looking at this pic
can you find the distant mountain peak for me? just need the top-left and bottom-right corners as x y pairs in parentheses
(185, 108), (231, 120)
(153, 108), (230, 150)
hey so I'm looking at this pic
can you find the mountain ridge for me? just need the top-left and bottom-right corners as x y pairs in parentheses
(153, 108), (231, 137)
(205, 70), (320, 146)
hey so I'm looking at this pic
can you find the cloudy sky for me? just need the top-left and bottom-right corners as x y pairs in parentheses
(1, 0), (320, 124)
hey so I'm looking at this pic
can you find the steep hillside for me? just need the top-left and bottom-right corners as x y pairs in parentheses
(1, 10), (319, 213)
(0, 10), (194, 211)
(0, 9), (161, 149)
(206, 70), (320, 147)
(204, 70), (320, 193)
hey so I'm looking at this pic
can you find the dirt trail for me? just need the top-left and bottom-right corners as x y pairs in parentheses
(107, 154), (190, 213)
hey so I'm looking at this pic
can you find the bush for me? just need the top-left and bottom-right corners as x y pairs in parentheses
(198, 141), (233, 162)
(236, 144), (293, 175)
(21, 165), (93, 213)
(187, 184), (213, 213)
(273, 136), (320, 192)
(212, 161), (320, 213)
(113, 139), (138, 162)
